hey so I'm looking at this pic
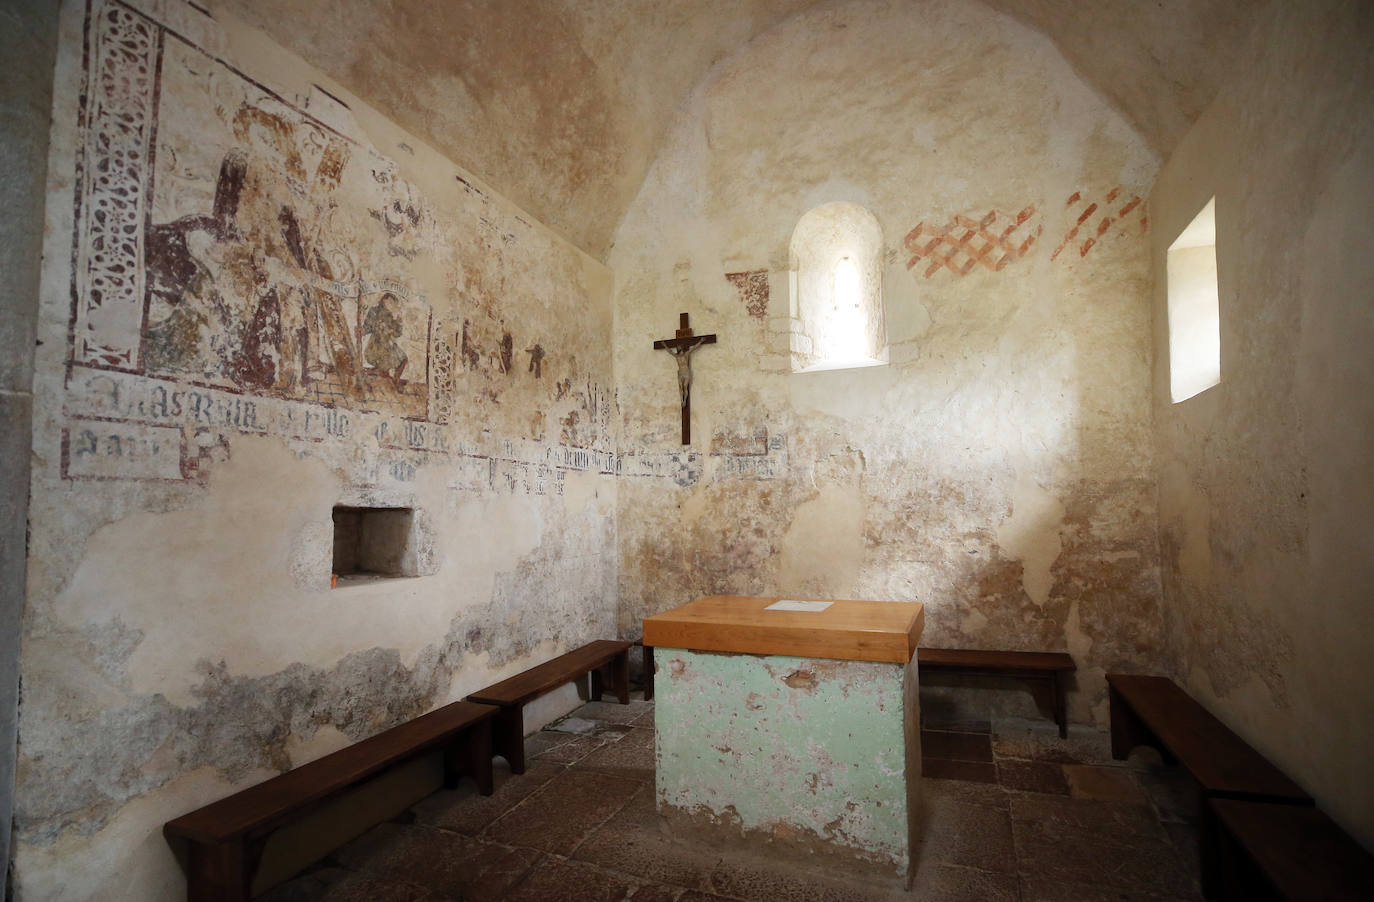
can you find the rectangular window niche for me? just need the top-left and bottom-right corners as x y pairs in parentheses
(332, 505), (417, 586)
(1167, 197), (1220, 402)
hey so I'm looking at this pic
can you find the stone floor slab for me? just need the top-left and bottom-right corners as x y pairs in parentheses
(412, 760), (561, 835)
(1011, 819), (1198, 898)
(920, 776), (1012, 810)
(572, 783), (717, 889)
(916, 786), (1016, 874)
(704, 857), (899, 902)
(908, 863), (1019, 902)
(1020, 876), (1200, 902)
(998, 759), (1069, 795)
(574, 726), (656, 780)
(627, 884), (686, 902)
(334, 822), (541, 900)
(484, 768), (639, 855)
(1009, 794), (1167, 841)
(1064, 764), (1148, 803)
(529, 732), (612, 766)
(502, 856), (636, 902)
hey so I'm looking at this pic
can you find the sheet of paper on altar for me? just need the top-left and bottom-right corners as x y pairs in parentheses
(765, 600), (834, 613)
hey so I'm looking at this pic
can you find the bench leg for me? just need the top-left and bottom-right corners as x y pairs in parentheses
(1053, 673), (1068, 739)
(445, 719), (495, 795)
(186, 838), (254, 902)
(1108, 683), (1154, 761)
(492, 706), (526, 775)
(591, 665), (605, 702)
(612, 648), (630, 704)
(643, 644), (654, 701)
(1200, 796), (1222, 900)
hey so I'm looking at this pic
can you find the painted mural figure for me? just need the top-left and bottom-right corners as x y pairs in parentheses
(363, 292), (408, 390)
(142, 149), (248, 375)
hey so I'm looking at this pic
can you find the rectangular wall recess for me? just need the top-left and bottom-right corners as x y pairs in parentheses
(1167, 197), (1220, 402)
(332, 506), (416, 585)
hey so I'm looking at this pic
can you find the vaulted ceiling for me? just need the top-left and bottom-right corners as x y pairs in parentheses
(216, 0), (1263, 260)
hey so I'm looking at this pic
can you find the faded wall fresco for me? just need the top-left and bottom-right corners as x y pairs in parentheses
(611, 0), (1162, 727)
(18, 1), (615, 898)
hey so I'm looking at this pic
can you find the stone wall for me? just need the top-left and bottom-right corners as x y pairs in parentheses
(1149, 0), (1374, 850)
(1, 0), (62, 888)
(14, 1), (616, 898)
(612, 0), (1163, 727)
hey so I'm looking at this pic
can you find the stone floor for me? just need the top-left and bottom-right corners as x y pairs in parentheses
(262, 695), (1204, 902)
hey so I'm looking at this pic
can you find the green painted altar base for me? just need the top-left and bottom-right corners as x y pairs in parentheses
(654, 647), (920, 880)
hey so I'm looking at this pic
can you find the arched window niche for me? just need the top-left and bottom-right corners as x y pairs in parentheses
(788, 202), (888, 373)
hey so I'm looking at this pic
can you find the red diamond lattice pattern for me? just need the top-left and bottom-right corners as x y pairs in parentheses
(904, 207), (1040, 278)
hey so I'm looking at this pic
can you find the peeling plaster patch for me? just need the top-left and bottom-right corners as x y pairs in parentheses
(17, 586), (589, 848)
(284, 723), (351, 767)
(995, 472), (1065, 607)
(13, 767), (252, 902)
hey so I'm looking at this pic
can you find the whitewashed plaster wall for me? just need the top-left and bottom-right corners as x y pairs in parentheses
(1149, 0), (1374, 850)
(611, 0), (1162, 725)
(15, 2), (617, 898)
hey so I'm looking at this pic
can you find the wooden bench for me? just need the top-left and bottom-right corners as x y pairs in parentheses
(1107, 674), (1314, 898)
(164, 699), (496, 902)
(918, 648), (1076, 737)
(1207, 798), (1374, 902)
(467, 639), (631, 774)
(1106, 674), (1311, 804)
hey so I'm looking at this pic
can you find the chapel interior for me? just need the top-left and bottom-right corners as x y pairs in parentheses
(1, 0), (1372, 900)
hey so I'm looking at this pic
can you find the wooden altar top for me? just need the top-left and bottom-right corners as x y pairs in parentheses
(642, 595), (924, 664)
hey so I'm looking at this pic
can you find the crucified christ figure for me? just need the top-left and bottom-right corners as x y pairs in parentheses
(652, 312), (718, 444)
(666, 337), (706, 408)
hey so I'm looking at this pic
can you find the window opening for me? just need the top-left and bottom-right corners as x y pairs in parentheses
(789, 202), (887, 372)
(1167, 197), (1219, 402)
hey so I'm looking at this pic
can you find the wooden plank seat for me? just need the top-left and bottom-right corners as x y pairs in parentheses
(164, 700), (497, 902)
(1106, 674), (1314, 899)
(467, 639), (631, 775)
(918, 648), (1076, 738)
(1207, 798), (1374, 902)
(1106, 674), (1311, 804)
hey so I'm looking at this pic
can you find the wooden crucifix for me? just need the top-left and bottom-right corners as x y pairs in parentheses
(652, 312), (717, 445)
